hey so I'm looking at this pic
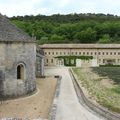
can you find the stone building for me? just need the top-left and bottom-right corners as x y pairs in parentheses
(36, 46), (44, 77)
(40, 44), (120, 67)
(0, 14), (36, 98)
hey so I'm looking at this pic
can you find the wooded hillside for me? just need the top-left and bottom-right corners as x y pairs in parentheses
(10, 13), (120, 44)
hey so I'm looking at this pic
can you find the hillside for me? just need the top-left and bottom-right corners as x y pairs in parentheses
(10, 13), (120, 44)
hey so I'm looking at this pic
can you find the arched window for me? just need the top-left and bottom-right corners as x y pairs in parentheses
(17, 64), (25, 80)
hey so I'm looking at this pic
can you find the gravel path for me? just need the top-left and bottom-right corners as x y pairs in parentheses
(0, 77), (57, 119)
(45, 67), (105, 120)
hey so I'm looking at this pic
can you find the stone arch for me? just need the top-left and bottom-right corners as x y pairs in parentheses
(17, 63), (26, 80)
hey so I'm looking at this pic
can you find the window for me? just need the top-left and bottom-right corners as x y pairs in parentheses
(56, 52), (58, 55)
(51, 59), (53, 63)
(52, 52), (54, 55)
(110, 52), (112, 55)
(46, 59), (48, 63)
(114, 52), (116, 55)
(17, 64), (25, 80)
(87, 52), (89, 55)
(118, 52), (120, 55)
(99, 52), (101, 55)
(49, 52), (50, 55)
(103, 59), (105, 63)
(106, 52), (108, 55)
(95, 52), (97, 55)
(99, 59), (101, 63)
(102, 52), (104, 55)
(79, 52), (81, 55)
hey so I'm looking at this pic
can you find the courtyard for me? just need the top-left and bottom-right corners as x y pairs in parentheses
(0, 77), (57, 119)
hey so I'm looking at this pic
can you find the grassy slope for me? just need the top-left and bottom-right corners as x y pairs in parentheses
(72, 67), (120, 113)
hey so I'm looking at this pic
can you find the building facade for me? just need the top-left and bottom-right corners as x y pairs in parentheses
(0, 14), (37, 98)
(40, 44), (120, 67)
(36, 46), (44, 77)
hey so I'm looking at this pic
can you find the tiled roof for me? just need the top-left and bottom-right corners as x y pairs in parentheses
(0, 14), (35, 42)
(40, 44), (120, 49)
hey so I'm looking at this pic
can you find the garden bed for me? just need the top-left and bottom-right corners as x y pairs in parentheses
(72, 67), (120, 113)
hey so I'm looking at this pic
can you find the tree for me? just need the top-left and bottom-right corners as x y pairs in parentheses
(74, 27), (97, 43)
(98, 34), (111, 43)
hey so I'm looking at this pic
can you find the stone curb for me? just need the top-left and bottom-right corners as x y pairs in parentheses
(48, 76), (61, 120)
(69, 69), (120, 120)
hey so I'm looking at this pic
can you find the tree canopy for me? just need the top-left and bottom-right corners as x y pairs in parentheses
(10, 13), (120, 44)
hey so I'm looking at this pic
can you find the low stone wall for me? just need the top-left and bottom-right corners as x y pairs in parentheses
(70, 69), (120, 120)
(48, 76), (61, 120)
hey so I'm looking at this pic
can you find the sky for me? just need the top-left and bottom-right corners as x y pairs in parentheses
(0, 0), (120, 17)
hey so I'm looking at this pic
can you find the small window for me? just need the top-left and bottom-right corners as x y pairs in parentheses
(114, 52), (116, 55)
(46, 59), (48, 63)
(17, 64), (25, 80)
(99, 59), (101, 63)
(103, 59), (105, 63)
(51, 59), (53, 63)
(106, 52), (108, 55)
(102, 52), (104, 55)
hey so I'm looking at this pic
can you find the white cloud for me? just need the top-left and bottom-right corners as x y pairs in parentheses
(0, 0), (120, 17)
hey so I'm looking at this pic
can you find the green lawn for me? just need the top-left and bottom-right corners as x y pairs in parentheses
(72, 67), (120, 113)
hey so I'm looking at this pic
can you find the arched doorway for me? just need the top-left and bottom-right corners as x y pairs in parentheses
(17, 64), (25, 80)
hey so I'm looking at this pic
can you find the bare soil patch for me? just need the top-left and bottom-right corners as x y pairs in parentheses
(0, 76), (57, 119)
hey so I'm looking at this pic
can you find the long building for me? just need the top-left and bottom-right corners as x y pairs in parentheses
(40, 44), (120, 67)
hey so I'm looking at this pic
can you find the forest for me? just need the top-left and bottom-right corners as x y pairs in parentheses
(10, 13), (120, 44)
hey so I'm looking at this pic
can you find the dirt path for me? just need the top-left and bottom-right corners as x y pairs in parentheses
(0, 77), (57, 119)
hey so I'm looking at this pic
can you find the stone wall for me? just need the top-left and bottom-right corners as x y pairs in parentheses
(36, 47), (44, 77)
(0, 42), (36, 98)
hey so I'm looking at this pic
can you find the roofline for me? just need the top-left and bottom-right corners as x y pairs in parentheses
(0, 41), (36, 43)
(39, 44), (120, 49)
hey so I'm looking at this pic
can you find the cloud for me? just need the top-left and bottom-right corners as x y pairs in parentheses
(0, 0), (120, 17)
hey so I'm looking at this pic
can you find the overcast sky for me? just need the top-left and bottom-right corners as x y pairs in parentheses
(0, 0), (120, 17)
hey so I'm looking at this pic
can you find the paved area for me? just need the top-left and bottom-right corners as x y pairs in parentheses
(45, 67), (105, 120)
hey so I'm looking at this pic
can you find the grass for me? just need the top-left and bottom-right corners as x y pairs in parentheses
(72, 67), (120, 113)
